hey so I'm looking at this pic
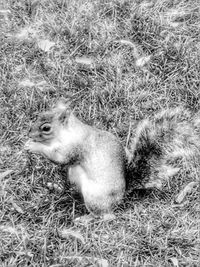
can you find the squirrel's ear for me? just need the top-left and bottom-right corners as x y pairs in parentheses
(54, 99), (71, 124)
(54, 98), (70, 111)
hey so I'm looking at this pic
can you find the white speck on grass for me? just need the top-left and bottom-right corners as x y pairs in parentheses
(46, 182), (63, 192)
(116, 40), (140, 57)
(56, 256), (109, 267)
(135, 55), (151, 68)
(15, 26), (38, 39)
(60, 228), (85, 244)
(0, 9), (11, 15)
(37, 39), (55, 52)
(10, 199), (24, 214)
(75, 56), (95, 68)
(0, 169), (14, 180)
(169, 257), (179, 267)
(19, 79), (35, 87)
(0, 225), (19, 236)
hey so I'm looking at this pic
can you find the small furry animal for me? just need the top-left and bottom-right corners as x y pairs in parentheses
(25, 100), (126, 219)
(127, 107), (200, 201)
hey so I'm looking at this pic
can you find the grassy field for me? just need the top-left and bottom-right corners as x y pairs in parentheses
(0, 0), (200, 266)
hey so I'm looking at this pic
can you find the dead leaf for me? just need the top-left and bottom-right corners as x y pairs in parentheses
(175, 181), (198, 204)
(60, 229), (85, 244)
(36, 81), (48, 91)
(29, 0), (40, 16)
(16, 251), (33, 258)
(0, 9), (11, 15)
(168, 21), (180, 27)
(0, 169), (14, 180)
(125, 147), (132, 164)
(15, 26), (37, 39)
(160, 166), (180, 178)
(16, 28), (30, 39)
(140, 2), (154, 9)
(75, 56), (95, 67)
(10, 200), (24, 214)
(116, 40), (139, 57)
(46, 182), (63, 192)
(37, 39), (55, 52)
(135, 55), (151, 68)
(169, 257), (179, 267)
(118, 39), (136, 47)
(96, 258), (109, 267)
(74, 214), (94, 225)
(0, 225), (19, 236)
(19, 79), (35, 87)
(52, 256), (109, 267)
(36, 80), (47, 86)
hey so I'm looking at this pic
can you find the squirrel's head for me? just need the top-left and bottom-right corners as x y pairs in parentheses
(28, 100), (71, 143)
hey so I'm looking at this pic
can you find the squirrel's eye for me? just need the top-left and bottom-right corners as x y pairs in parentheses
(41, 124), (52, 134)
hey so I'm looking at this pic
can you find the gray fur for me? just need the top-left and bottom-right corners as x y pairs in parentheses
(25, 101), (126, 218)
(127, 107), (200, 194)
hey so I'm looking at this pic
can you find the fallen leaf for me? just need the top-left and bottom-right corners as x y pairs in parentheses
(36, 80), (47, 86)
(125, 147), (132, 164)
(118, 39), (137, 47)
(74, 214), (94, 225)
(46, 182), (63, 192)
(0, 9), (11, 15)
(49, 265), (62, 267)
(60, 229), (85, 244)
(96, 258), (109, 267)
(16, 251), (33, 258)
(0, 9), (11, 22)
(15, 26), (37, 39)
(168, 21), (180, 27)
(162, 166), (180, 177)
(75, 56), (95, 67)
(169, 257), (179, 267)
(36, 80), (48, 91)
(175, 181), (198, 203)
(10, 200), (24, 214)
(51, 256), (109, 267)
(19, 79), (35, 87)
(29, 0), (40, 16)
(38, 39), (55, 52)
(0, 225), (19, 236)
(116, 40), (139, 57)
(135, 55), (151, 68)
(0, 169), (14, 180)
(16, 28), (30, 39)
(140, 2), (154, 9)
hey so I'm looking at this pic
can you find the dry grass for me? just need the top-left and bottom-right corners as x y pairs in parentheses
(0, 0), (200, 266)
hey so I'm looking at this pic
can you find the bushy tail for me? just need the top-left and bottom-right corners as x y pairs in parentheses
(126, 107), (200, 193)
(126, 119), (163, 190)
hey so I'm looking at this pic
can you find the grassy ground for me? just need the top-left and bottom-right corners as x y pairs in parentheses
(0, 0), (200, 266)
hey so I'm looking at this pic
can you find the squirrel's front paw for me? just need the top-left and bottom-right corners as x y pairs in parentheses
(24, 140), (36, 152)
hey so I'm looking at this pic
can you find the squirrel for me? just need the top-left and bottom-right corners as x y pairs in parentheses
(25, 100), (126, 220)
(126, 106), (200, 202)
(25, 101), (199, 220)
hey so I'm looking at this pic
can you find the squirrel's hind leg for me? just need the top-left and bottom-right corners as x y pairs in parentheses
(74, 203), (116, 224)
(84, 201), (116, 221)
(82, 191), (119, 221)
